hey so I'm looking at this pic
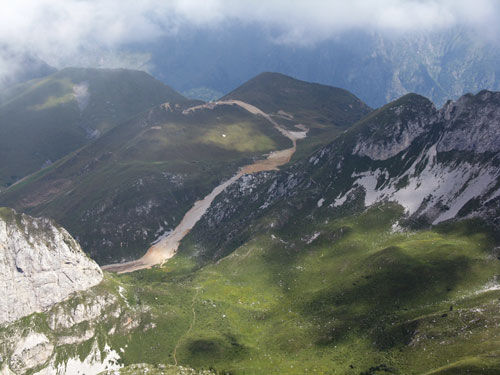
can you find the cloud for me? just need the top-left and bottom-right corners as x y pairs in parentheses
(0, 0), (499, 81)
(217, 0), (499, 45)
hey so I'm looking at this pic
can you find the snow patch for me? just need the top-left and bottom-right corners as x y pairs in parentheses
(352, 170), (381, 207)
(432, 168), (498, 224)
(317, 198), (325, 208)
(331, 193), (348, 207)
(350, 144), (499, 223)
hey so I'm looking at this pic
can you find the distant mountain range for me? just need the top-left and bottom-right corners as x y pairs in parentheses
(142, 27), (500, 108)
(8, 27), (500, 110)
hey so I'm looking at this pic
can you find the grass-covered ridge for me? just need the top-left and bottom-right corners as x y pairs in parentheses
(1, 206), (498, 374)
(0, 67), (190, 187)
(0, 72), (372, 264)
(111, 203), (500, 374)
(0, 101), (292, 264)
(223, 72), (371, 128)
(222, 72), (372, 161)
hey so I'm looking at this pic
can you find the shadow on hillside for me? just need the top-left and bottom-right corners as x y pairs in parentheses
(296, 245), (472, 350)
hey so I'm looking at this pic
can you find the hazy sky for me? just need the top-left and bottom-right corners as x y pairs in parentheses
(1, 0), (499, 78)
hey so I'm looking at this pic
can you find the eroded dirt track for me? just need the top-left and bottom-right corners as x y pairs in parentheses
(102, 101), (307, 273)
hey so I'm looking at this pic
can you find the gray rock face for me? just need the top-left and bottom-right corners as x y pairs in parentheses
(353, 90), (500, 161)
(352, 115), (432, 160)
(0, 207), (102, 325)
(9, 333), (54, 374)
(352, 95), (437, 160)
(438, 91), (500, 153)
(187, 90), (500, 263)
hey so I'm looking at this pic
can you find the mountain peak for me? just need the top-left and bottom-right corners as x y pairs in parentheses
(242, 71), (303, 85)
(0, 67), (190, 187)
(223, 71), (371, 127)
(390, 92), (434, 108)
(438, 90), (500, 154)
(351, 93), (436, 160)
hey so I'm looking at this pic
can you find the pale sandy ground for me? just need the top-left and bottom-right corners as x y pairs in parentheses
(102, 101), (307, 274)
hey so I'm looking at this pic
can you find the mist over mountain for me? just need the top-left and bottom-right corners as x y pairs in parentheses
(6, 26), (500, 108)
(3, 1), (500, 107)
(0, 47), (55, 90)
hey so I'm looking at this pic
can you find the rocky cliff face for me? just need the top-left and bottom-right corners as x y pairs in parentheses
(0, 207), (102, 325)
(352, 94), (438, 160)
(185, 90), (500, 262)
(438, 91), (500, 153)
(0, 278), (138, 374)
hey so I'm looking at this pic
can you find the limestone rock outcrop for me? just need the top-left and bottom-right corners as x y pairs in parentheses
(0, 207), (102, 325)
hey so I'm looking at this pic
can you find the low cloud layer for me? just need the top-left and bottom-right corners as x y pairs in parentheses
(0, 0), (499, 81)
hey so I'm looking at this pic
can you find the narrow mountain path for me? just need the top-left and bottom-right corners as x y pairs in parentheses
(102, 100), (307, 273)
(173, 287), (200, 366)
(182, 100), (307, 143)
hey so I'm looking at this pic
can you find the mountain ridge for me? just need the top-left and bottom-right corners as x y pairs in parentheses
(181, 89), (500, 263)
(0, 72), (370, 264)
(0, 67), (190, 188)
(222, 71), (371, 127)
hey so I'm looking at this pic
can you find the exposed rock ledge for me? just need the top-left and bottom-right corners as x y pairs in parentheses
(0, 207), (102, 325)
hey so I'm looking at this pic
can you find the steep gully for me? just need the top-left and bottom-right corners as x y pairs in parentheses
(102, 100), (307, 273)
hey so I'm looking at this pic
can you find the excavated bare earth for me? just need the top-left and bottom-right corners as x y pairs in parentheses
(102, 101), (307, 273)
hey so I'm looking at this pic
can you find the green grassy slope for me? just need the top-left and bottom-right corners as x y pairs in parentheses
(222, 72), (372, 160)
(0, 67), (188, 187)
(0, 103), (292, 264)
(110, 203), (500, 374)
(222, 72), (371, 127)
(124, 87), (498, 372)
(2, 204), (497, 374)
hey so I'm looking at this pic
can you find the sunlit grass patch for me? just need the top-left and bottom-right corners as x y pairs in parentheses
(200, 122), (278, 152)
